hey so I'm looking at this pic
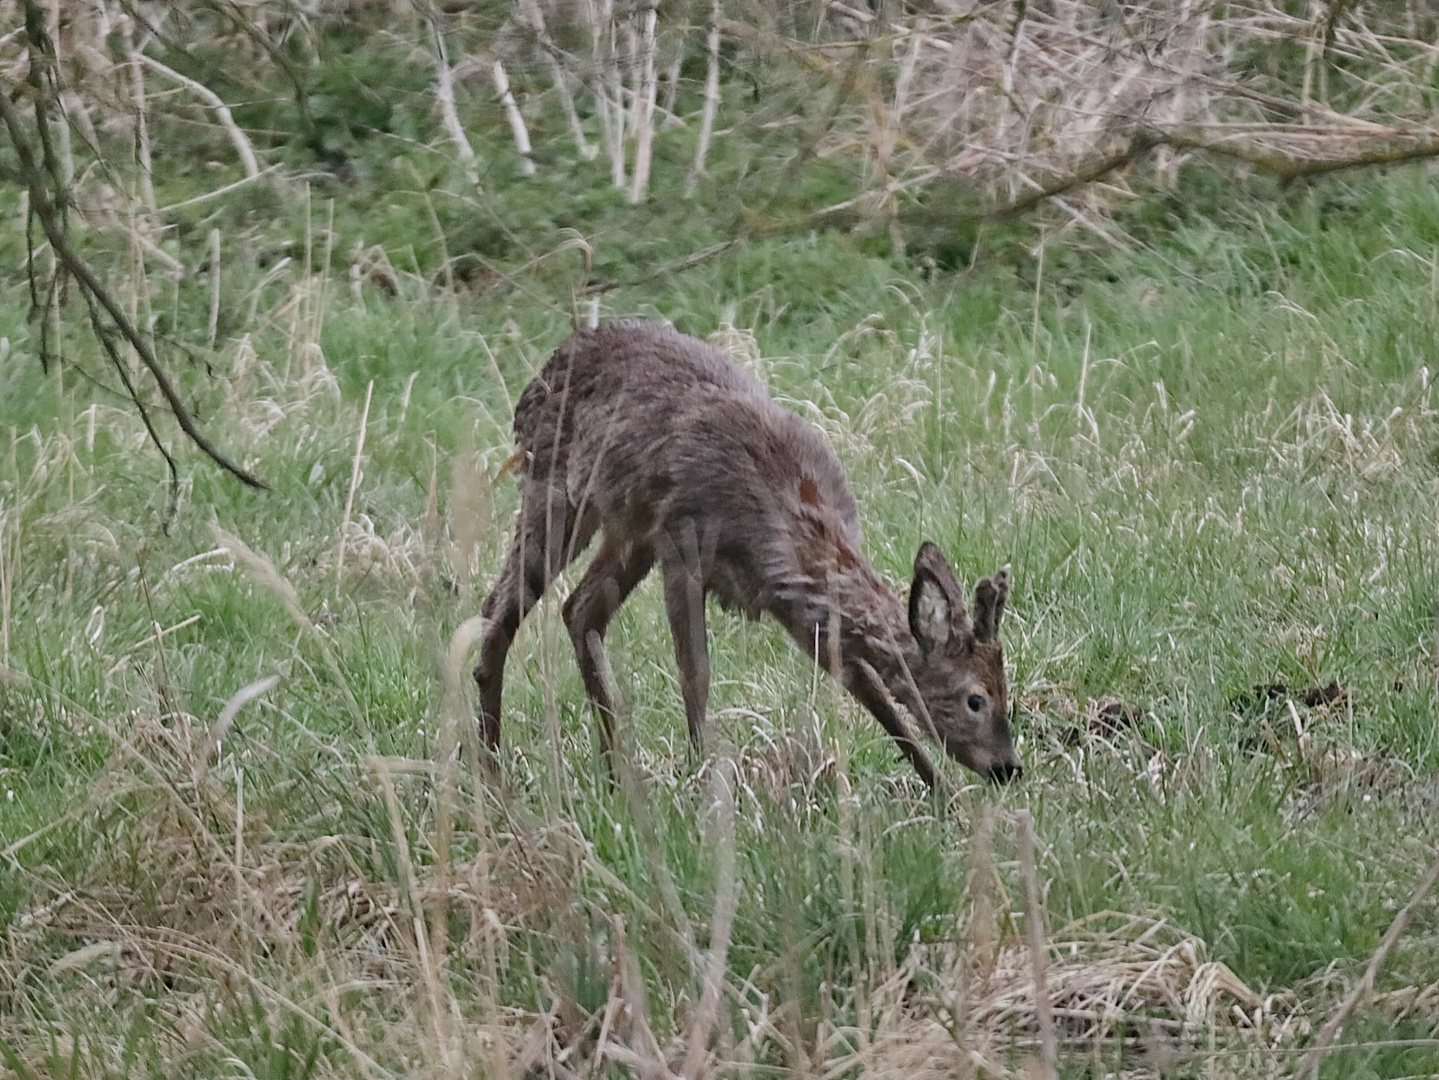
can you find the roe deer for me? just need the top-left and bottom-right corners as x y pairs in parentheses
(474, 324), (1020, 788)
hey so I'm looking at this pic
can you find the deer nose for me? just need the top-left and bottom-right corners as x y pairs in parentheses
(986, 760), (1022, 785)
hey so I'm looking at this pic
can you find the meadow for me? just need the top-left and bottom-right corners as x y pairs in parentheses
(3, 5), (1439, 1076)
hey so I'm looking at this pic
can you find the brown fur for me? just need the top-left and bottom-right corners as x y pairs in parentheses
(474, 324), (1020, 788)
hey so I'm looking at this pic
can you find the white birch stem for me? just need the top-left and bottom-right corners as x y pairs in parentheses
(661, 49), (682, 127)
(493, 60), (537, 176)
(628, 5), (658, 204)
(594, 0), (627, 188)
(687, 0), (721, 196)
(625, 16), (641, 137)
(521, 0), (595, 160)
(140, 55), (262, 180)
(425, 8), (482, 191)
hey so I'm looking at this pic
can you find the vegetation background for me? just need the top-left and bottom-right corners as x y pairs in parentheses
(2, 1), (1439, 1076)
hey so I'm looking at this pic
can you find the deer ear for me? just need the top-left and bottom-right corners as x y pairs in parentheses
(909, 542), (969, 652)
(972, 565), (1010, 643)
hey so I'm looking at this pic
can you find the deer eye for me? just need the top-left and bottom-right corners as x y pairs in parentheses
(966, 694), (985, 713)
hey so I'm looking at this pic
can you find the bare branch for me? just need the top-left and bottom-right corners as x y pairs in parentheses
(0, 80), (267, 492)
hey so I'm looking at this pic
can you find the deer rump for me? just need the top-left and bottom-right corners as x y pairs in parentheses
(475, 323), (1020, 790)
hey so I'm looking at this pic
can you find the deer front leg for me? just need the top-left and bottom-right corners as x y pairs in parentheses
(563, 538), (654, 765)
(844, 660), (951, 797)
(661, 544), (711, 753)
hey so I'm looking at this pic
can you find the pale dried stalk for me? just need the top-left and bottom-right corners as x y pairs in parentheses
(211, 526), (367, 733)
(196, 675), (280, 782)
(206, 227), (221, 349)
(140, 54), (262, 179)
(372, 759), (455, 1073)
(126, 200), (147, 383)
(681, 757), (738, 1080)
(212, 527), (317, 637)
(46, 0), (73, 185)
(687, 0), (721, 195)
(335, 379), (375, 589)
(966, 803), (998, 983)
(61, 90), (100, 164)
(233, 762), (245, 938)
(425, 5), (482, 191)
(446, 427), (490, 595)
(0, 505), (10, 664)
(431, 614), (486, 1006)
(628, 3), (659, 203)
(124, 23), (156, 214)
(315, 197), (335, 346)
(607, 918), (672, 1080)
(1016, 810), (1057, 1077)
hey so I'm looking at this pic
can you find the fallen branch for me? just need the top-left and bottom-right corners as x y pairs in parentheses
(984, 133), (1163, 220)
(1163, 124), (1439, 182)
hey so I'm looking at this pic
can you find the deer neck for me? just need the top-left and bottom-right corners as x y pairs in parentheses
(785, 552), (919, 695)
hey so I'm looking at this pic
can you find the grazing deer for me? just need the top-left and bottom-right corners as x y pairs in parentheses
(474, 324), (1020, 788)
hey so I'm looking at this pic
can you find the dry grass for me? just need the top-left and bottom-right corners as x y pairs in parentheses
(827, 916), (1292, 1080)
(722, 0), (1439, 239)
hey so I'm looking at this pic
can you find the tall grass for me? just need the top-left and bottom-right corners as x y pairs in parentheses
(3, 154), (1439, 1077)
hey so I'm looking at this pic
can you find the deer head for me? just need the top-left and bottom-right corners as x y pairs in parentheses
(904, 542), (1019, 783)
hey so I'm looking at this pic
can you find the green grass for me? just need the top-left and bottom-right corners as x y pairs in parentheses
(4, 115), (1439, 1077)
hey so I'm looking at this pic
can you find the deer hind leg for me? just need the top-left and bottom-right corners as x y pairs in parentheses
(475, 482), (593, 762)
(562, 537), (655, 766)
(661, 524), (711, 754)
